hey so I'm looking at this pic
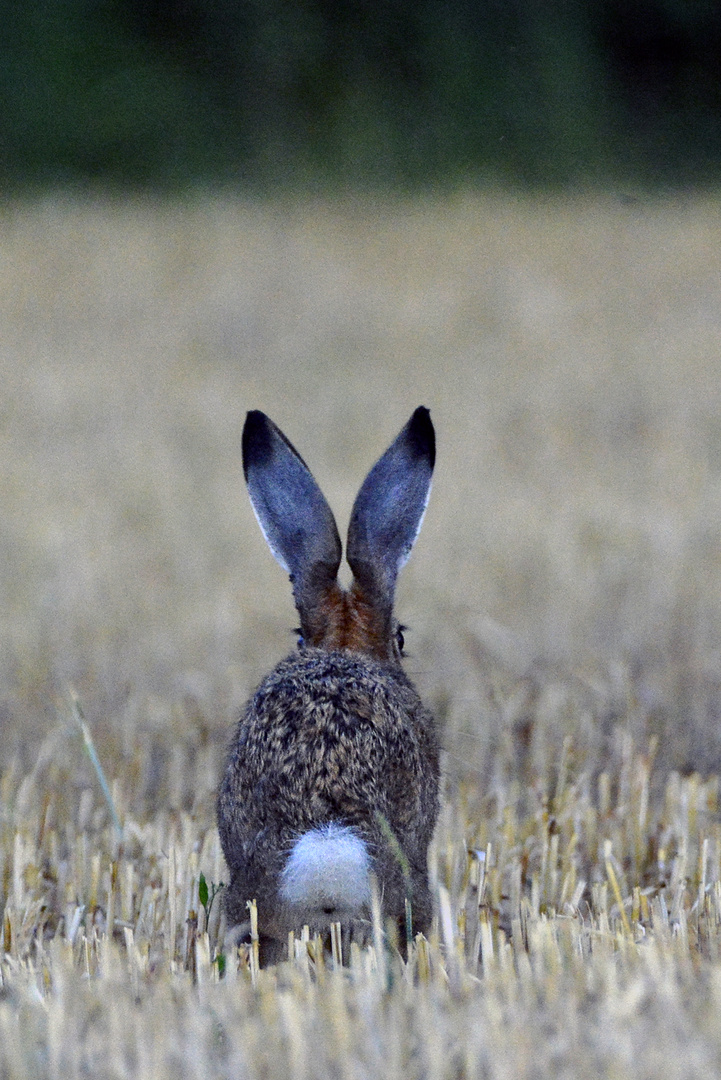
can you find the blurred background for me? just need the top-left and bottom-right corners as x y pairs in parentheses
(4, 0), (721, 191)
(2, 2), (721, 812)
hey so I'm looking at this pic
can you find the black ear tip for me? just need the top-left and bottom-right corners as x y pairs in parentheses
(242, 410), (273, 477)
(407, 406), (436, 470)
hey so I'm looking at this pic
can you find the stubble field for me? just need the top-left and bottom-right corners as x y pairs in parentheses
(2, 193), (721, 1077)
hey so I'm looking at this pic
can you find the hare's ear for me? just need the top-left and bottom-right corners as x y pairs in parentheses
(242, 412), (342, 613)
(346, 407), (435, 608)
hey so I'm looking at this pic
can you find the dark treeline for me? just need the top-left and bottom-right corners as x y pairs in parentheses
(3, 0), (721, 190)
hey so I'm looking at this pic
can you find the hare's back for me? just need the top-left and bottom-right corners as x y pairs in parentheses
(223, 648), (438, 838)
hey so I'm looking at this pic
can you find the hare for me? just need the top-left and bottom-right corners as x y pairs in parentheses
(217, 407), (439, 963)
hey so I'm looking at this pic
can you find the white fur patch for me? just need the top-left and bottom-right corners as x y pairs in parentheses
(279, 824), (371, 910)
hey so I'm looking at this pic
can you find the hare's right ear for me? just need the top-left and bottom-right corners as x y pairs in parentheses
(242, 412), (342, 622)
(346, 406), (435, 611)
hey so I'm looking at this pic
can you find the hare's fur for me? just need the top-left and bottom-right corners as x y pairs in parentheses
(217, 408), (439, 962)
(279, 823), (371, 909)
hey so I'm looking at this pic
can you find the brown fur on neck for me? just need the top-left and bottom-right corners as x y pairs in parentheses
(301, 580), (396, 664)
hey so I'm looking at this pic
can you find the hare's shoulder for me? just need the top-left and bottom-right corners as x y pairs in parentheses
(230, 649), (431, 760)
(250, 648), (424, 723)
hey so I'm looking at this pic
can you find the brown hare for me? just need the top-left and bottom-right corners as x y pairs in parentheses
(217, 407), (439, 963)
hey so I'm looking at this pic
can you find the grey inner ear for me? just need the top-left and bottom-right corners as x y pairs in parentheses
(346, 407), (434, 602)
(243, 411), (342, 586)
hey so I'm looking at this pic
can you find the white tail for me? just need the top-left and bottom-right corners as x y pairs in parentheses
(279, 823), (371, 913)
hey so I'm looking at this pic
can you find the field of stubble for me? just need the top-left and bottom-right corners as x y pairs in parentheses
(2, 193), (721, 1078)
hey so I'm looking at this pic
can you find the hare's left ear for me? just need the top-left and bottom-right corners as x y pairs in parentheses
(346, 407), (435, 609)
(242, 411), (342, 613)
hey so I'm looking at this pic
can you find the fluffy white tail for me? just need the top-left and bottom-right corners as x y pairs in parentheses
(279, 823), (371, 913)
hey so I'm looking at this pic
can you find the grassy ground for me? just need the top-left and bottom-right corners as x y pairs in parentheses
(2, 192), (721, 1077)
